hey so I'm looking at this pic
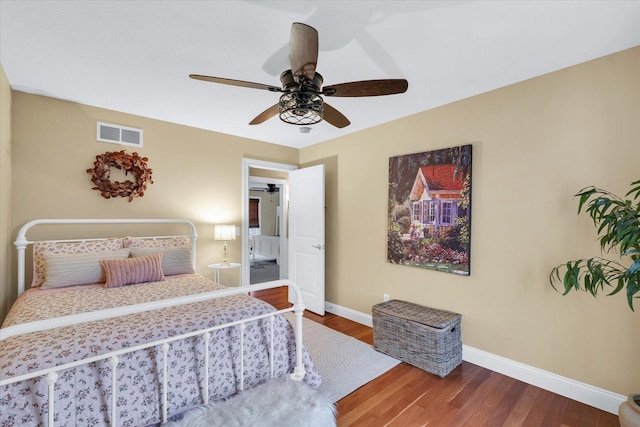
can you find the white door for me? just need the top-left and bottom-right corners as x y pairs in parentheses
(288, 164), (325, 315)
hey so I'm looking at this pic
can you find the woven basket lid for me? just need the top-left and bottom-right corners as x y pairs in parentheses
(373, 299), (460, 329)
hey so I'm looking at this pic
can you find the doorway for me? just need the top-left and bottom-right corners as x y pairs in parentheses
(241, 159), (297, 287)
(248, 177), (285, 284)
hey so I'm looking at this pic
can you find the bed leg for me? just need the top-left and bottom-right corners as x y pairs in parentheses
(269, 316), (275, 379)
(239, 323), (245, 391)
(203, 332), (210, 404)
(161, 342), (170, 423)
(46, 371), (58, 427)
(289, 300), (306, 382)
(109, 356), (119, 426)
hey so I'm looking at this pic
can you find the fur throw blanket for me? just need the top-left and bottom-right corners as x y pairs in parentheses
(165, 376), (336, 427)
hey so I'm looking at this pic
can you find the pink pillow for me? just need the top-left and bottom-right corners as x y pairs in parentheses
(100, 253), (165, 288)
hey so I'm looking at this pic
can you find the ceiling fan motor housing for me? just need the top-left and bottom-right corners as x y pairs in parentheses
(279, 69), (323, 92)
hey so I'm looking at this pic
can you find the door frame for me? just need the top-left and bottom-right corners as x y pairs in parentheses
(241, 158), (297, 287)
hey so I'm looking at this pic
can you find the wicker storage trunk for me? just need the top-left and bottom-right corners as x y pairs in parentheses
(372, 299), (462, 378)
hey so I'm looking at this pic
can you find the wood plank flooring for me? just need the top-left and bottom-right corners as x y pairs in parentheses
(251, 286), (620, 427)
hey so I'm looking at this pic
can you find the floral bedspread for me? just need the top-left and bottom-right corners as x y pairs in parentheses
(0, 275), (320, 426)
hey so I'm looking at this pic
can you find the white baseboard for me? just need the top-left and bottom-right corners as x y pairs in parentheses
(325, 301), (373, 327)
(462, 345), (625, 414)
(324, 301), (625, 415)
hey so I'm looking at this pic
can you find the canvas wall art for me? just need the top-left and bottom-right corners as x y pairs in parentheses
(387, 144), (472, 275)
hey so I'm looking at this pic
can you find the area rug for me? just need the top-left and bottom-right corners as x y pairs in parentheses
(284, 312), (400, 403)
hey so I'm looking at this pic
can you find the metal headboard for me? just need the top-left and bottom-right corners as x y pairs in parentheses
(14, 219), (198, 296)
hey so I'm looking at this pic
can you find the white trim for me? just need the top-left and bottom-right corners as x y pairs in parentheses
(462, 345), (625, 415)
(324, 301), (625, 415)
(325, 301), (373, 327)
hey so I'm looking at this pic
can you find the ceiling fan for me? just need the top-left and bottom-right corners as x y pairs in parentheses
(190, 22), (408, 129)
(250, 183), (280, 193)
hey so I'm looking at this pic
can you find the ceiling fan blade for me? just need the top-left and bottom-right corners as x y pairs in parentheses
(189, 74), (281, 92)
(289, 22), (318, 82)
(249, 104), (280, 125)
(324, 79), (408, 97)
(323, 103), (350, 128)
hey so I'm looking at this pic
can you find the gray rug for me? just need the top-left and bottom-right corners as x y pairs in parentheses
(284, 312), (400, 403)
(250, 260), (280, 284)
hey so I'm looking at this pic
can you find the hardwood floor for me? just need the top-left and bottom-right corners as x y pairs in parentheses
(251, 286), (620, 427)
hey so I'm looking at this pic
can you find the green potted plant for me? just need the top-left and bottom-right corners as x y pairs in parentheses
(550, 179), (639, 311)
(549, 179), (639, 426)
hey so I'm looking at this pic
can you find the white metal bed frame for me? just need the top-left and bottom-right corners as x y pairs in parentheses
(1, 218), (306, 426)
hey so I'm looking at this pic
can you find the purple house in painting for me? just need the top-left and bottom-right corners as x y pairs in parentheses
(408, 165), (464, 236)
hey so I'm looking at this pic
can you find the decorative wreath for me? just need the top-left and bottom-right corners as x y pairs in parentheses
(87, 150), (153, 202)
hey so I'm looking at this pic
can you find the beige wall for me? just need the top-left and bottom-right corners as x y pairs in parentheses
(5, 92), (297, 315)
(0, 65), (12, 322)
(300, 47), (640, 395)
(249, 167), (288, 180)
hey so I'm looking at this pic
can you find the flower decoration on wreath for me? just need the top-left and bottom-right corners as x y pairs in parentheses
(87, 150), (153, 202)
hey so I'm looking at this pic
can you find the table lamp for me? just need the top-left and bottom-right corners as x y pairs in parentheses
(214, 224), (236, 265)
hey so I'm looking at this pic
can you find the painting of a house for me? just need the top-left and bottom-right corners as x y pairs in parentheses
(409, 164), (464, 235)
(388, 145), (472, 275)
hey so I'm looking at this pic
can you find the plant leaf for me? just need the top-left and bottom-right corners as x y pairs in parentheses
(550, 180), (640, 311)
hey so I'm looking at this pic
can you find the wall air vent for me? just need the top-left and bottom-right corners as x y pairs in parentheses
(97, 122), (143, 147)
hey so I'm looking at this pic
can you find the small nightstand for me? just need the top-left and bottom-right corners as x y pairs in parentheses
(208, 262), (241, 286)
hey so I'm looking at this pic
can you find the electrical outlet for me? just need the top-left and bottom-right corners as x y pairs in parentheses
(383, 294), (390, 302)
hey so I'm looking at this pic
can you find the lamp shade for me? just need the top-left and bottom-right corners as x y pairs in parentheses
(214, 225), (236, 241)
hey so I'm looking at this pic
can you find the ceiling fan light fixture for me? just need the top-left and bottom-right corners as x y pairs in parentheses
(279, 92), (324, 126)
(191, 23), (407, 129)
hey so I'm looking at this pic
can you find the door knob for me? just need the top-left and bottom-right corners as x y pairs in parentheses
(311, 244), (325, 250)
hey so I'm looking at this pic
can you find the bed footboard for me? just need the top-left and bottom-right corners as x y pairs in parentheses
(1, 280), (307, 426)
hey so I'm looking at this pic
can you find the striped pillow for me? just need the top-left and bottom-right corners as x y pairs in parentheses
(101, 253), (165, 288)
(41, 249), (130, 289)
(129, 247), (195, 276)
(33, 238), (125, 287)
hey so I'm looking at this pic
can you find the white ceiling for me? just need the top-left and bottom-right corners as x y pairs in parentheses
(1, 1), (639, 149)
